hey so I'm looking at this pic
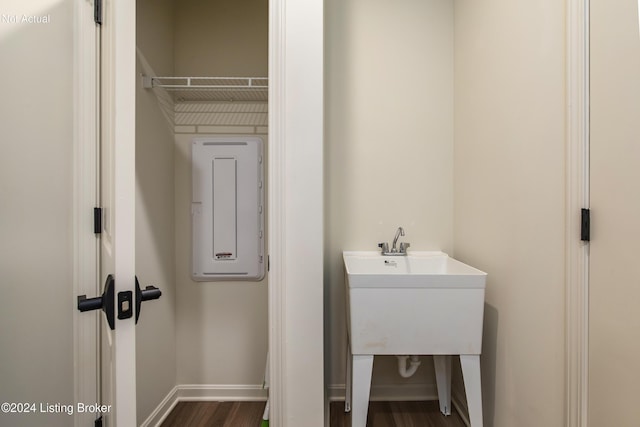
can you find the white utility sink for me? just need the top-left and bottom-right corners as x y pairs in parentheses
(344, 250), (486, 287)
(343, 251), (487, 427)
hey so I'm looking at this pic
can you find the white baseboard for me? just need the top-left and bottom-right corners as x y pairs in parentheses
(175, 384), (269, 401)
(139, 386), (179, 427)
(139, 384), (268, 427)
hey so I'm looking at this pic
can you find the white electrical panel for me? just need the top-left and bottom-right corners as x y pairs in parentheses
(191, 136), (265, 281)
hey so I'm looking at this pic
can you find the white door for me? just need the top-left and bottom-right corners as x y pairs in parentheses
(589, 0), (640, 425)
(98, 0), (137, 425)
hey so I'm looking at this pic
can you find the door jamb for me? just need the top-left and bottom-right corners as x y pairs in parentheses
(566, 0), (590, 426)
(73, 0), (100, 426)
(268, 0), (325, 425)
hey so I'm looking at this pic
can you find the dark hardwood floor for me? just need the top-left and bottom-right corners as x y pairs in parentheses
(331, 401), (466, 427)
(161, 400), (466, 427)
(160, 401), (265, 427)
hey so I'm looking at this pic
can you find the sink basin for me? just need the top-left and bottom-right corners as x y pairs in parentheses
(343, 251), (487, 355)
(343, 251), (486, 288)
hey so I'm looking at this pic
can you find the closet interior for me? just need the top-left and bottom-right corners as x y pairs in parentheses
(134, 0), (269, 423)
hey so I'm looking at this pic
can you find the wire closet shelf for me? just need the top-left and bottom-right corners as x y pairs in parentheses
(144, 76), (268, 102)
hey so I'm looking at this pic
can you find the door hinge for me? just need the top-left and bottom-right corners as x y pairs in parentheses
(94, 0), (102, 25)
(267, 255), (270, 272)
(94, 207), (102, 234)
(581, 208), (590, 242)
(95, 415), (103, 427)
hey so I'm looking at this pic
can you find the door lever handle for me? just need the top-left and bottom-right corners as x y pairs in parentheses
(77, 274), (115, 330)
(77, 275), (161, 329)
(135, 281), (162, 324)
(139, 285), (161, 302)
(77, 295), (103, 312)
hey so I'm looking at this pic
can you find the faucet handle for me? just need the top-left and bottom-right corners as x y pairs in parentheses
(378, 242), (389, 253)
(399, 242), (410, 253)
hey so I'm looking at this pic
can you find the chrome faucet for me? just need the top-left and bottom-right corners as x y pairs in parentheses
(378, 227), (410, 256)
(391, 227), (404, 252)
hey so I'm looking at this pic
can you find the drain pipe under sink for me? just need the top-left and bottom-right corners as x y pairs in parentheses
(396, 355), (421, 378)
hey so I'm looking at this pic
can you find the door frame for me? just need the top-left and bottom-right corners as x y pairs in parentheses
(73, 0), (100, 426)
(73, 0), (325, 425)
(74, 0), (138, 424)
(565, 0), (590, 426)
(268, 0), (325, 425)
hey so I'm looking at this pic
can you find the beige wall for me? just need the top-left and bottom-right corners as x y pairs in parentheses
(174, 0), (268, 77)
(136, 0), (177, 422)
(174, 132), (269, 386)
(0, 1), (74, 426)
(325, 0), (454, 396)
(172, 0), (269, 388)
(453, 1), (566, 426)
(326, 1), (567, 425)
